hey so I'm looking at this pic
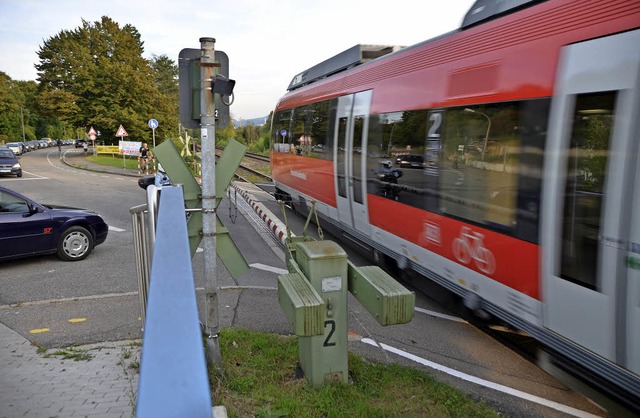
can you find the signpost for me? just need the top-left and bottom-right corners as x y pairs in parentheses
(88, 126), (97, 155)
(148, 119), (158, 148)
(116, 125), (130, 168)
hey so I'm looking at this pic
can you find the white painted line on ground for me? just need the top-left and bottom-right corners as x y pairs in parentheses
(414, 307), (467, 323)
(360, 338), (600, 418)
(249, 263), (289, 275)
(109, 226), (126, 232)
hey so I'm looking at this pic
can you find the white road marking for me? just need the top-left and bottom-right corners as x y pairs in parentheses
(249, 263), (289, 275)
(414, 307), (467, 323)
(1, 170), (49, 180)
(109, 226), (126, 232)
(360, 338), (601, 418)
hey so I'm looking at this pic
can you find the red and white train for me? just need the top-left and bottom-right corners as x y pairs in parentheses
(269, 0), (640, 405)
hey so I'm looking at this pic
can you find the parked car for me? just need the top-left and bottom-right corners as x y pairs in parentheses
(74, 139), (87, 148)
(0, 186), (108, 261)
(395, 154), (424, 168)
(0, 147), (22, 177)
(6, 142), (23, 155)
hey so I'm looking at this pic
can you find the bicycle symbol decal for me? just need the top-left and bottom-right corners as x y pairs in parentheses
(452, 226), (496, 275)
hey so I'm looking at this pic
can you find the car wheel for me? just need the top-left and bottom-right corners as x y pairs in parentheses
(17, 172), (22, 178)
(57, 226), (94, 261)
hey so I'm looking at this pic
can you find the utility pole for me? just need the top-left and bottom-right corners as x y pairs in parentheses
(199, 37), (222, 368)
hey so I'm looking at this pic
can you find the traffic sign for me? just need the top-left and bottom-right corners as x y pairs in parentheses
(89, 134), (96, 141)
(88, 126), (97, 136)
(148, 119), (159, 129)
(116, 125), (129, 137)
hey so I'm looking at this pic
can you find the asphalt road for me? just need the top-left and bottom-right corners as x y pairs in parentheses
(0, 148), (612, 418)
(0, 147), (146, 345)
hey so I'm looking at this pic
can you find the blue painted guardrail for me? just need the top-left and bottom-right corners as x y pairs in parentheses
(134, 186), (213, 417)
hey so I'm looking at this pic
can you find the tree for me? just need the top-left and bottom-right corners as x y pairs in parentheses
(35, 16), (176, 145)
(0, 73), (39, 142)
(150, 54), (178, 101)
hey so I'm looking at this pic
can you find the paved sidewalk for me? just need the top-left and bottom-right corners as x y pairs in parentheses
(2, 152), (142, 417)
(0, 323), (140, 418)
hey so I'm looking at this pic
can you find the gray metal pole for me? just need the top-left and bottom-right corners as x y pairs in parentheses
(199, 37), (222, 368)
(20, 107), (26, 141)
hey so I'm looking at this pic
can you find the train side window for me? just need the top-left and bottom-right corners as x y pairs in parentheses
(273, 100), (334, 159)
(439, 103), (521, 231)
(337, 117), (348, 198)
(560, 91), (617, 291)
(352, 115), (365, 204)
(308, 100), (333, 161)
(366, 110), (430, 207)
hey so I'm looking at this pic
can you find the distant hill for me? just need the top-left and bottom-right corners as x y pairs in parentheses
(234, 116), (268, 127)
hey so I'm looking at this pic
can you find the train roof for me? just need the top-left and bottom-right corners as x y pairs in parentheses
(461, 0), (546, 29)
(285, 0), (547, 93)
(287, 44), (405, 91)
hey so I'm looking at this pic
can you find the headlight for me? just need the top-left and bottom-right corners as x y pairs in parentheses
(12, 163), (21, 169)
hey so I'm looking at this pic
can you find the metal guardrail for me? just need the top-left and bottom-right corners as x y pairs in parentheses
(129, 185), (160, 323)
(130, 185), (213, 417)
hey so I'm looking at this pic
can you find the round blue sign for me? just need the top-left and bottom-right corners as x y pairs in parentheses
(280, 129), (287, 137)
(148, 119), (159, 129)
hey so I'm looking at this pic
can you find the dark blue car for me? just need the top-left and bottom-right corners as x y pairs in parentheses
(0, 186), (108, 261)
(0, 146), (22, 177)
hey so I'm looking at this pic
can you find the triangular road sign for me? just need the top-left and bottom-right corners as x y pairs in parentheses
(88, 126), (97, 136)
(116, 125), (128, 137)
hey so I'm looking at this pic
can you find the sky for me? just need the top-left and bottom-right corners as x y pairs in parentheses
(0, 0), (476, 121)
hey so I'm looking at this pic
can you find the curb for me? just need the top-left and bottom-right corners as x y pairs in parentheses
(61, 151), (141, 178)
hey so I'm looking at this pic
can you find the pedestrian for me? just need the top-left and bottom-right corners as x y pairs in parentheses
(82, 141), (88, 155)
(138, 142), (150, 175)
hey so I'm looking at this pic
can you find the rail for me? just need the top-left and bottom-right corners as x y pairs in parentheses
(130, 186), (214, 417)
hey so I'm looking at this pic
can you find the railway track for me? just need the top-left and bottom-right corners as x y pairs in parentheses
(213, 148), (272, 183)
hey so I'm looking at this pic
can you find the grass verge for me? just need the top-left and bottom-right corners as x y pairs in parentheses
(87, 154), (142, 171)
(211, 328), (498, 417)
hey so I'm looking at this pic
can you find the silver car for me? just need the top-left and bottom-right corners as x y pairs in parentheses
(6, 142), (23, 155)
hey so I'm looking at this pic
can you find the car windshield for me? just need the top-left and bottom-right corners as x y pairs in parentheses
(0, 149), (15, 158)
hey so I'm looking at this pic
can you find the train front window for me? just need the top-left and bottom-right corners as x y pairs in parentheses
(560, 91), (616, 291)
(272, 109), (292, 153)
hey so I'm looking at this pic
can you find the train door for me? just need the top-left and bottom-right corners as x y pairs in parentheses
(542, 29), (640, 370)
(334, 91), (372, 235)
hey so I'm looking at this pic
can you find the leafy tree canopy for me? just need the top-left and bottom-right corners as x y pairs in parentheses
(35, 16), (177, 145)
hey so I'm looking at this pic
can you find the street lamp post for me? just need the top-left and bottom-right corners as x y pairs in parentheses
(464, 108), (491, 162)
(20, 107), (26, 142)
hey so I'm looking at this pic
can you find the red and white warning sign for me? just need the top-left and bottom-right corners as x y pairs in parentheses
(116, 124), (129, 137)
